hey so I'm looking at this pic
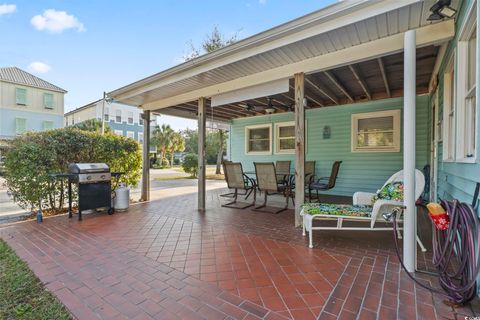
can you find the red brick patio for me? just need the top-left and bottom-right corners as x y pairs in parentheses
(1, 188), (479, 320)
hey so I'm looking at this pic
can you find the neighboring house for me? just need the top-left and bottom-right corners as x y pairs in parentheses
(64, 100), (157, 152)
(0, 67), (66, 140)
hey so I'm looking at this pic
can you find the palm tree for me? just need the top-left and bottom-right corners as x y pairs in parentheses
(168, 132), (186, 166)
(152, 124), (174, 164)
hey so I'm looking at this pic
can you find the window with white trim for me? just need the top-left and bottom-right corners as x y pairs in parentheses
(138, 132), (144, 144)
(351, 110), (401, 152)
(15, 118), (26, 134)
(245, 124), (271, 154)
(126, 131), (135, 139)
(104, 107), (109, 121)
(115, 109), (122, 123)
(456, 4), (477, 161)
(43, 93), (54, 109)
(127, 111), (134, 125)
(275, 122), (295, 154)
(15, 88), (27, 105)
(114, 130), (123, 136)
(443, 56), (456, 161)
(139, 114), (144, 126)
(43, 121), (54, 131)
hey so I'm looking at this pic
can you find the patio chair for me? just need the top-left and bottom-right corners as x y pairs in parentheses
(222, 162), (256, 209)
(286, 160), (316, 190)
(308, 161), (342, 202)
(220, 160), (236, 198)
(302, 169), (427, 252)
(275, 160), (291, 185)
(254, 162), (293, 214)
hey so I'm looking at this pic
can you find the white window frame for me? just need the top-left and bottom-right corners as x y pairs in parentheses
(351, 109), (401, 153)
(139, 113), (144, 126)
(43, 93), (54, 109)
(455, 2), (477, 163)
(114, 130), (123, 136)
(104, 107), (109, 122)
(15, 87), (27, 105)
(126, 131), (135, 139)
(15, 118), (26, 134)
(138, 132), (144, 144)
(443, 55), (456, 161)
(127, 111), (134, 125)
(115, 109), (122, 123)
(245, 124), (272, 155)
(275, 121), (295, 154)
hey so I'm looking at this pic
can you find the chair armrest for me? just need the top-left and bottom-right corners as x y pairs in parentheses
(353, 192), (375, 206)
(370, 199), (404, 228)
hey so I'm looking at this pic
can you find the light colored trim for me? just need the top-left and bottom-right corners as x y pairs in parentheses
(442, 54), (456, 162)
(115, 109), (122, 124)
(141, 21), (455, 111)
(127, 111), (134, 125)
(351, 109), (401, 153)
(429, 43), (448, 92)
(245, 123), (272, 155)
(126, 131), (135, 139)
(274, 121), (295, 154)
(110, 0), (423, 101)
(114, 129), (123, 136)
(455, 2), (477, 163)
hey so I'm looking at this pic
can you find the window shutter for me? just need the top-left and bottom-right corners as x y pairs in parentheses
(15, 88), (27, 105)
(15, 118), (26, 134)
(43, 93), (54, 109)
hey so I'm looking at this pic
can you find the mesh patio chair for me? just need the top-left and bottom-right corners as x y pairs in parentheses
(308, 161), (342, 202)
(254, 162), (293, 214)
(275, 160), (291, 185)
(220, 160), (237, 198)
(287, 161), (316, 191)
(222, 162), (256, 209)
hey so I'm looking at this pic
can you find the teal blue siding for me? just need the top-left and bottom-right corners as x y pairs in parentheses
(435, 0), (479, 209)
(107, 120), (143, 140)
(230, 96), (430, 196)
(0, 108), (63, 139)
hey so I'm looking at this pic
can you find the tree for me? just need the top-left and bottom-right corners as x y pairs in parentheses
(73, 119), (111, 133)
(151, 124), (174, 165)
(183, 26), (239, 61)
(168, 132), (186, 166)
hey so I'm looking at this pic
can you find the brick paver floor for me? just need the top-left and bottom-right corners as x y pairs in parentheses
(1, 188), (479, 319)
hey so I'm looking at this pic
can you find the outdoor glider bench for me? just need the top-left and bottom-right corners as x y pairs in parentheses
(301, 169), (427, 252)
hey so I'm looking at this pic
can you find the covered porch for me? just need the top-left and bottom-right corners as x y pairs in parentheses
(109, 0), (457, 273)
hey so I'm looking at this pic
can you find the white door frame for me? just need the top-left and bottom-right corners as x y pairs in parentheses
(430, 90), (440, 202)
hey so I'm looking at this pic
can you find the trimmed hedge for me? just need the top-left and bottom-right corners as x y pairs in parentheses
(4, 128), (141, 212)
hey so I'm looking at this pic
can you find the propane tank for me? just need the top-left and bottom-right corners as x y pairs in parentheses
(114, 183), (130, 211)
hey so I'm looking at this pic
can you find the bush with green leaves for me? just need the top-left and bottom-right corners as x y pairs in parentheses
(182, 153), (198, 178)
(4, 128), (141, 212)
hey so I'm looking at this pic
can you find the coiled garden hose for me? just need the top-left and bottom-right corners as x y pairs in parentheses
(391, 200), (480, 305)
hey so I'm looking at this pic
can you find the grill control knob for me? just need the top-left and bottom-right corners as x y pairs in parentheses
(87, 176), (92, 181)
(101, 175), (106, 179)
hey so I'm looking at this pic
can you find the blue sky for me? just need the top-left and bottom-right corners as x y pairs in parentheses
(1, 0), (336, 130)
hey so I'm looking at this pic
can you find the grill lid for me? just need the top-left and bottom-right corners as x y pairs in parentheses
(68, 163), (110, 174)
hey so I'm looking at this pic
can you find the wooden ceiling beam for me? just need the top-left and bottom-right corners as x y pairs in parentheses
(348, 64), (371, 100)
(377, 58), (391, 98)
(303, 79), (336, 105)
(225, 104), (259, 116)
(174, 105), (232, 121)
(324, 71), (354, 103)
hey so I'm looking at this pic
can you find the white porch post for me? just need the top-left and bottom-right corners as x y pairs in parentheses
(294, 73), (305, 227)
(141, 109), (151, 202)
(403, 30), (416, 272)
(198, 97), (206, 211)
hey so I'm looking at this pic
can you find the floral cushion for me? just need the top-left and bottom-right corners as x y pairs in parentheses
(302, 203), (372, 217)
(372, 182), (404, 204)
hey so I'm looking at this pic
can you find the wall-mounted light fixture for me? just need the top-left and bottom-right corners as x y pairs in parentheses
(427, 0), (457, 21)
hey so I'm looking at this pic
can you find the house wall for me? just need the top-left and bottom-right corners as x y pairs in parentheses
(0, 81), (64, 139)
(229, 96), (430, 196)
(435, 0), (480, 209)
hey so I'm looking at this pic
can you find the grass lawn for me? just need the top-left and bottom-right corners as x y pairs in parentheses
(154, 166), (225, 181)
(0, 240), (72, 320)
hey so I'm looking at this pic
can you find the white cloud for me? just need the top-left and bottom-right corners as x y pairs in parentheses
(31, 9), (85, 33)
(0, 4), (16, 16)
(258, 0), (267, 4)
(28, 61), (51, 74)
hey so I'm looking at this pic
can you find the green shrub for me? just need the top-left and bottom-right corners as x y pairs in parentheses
(4, 128), (141, 212)
(160, 157), (170, 168)
(182, 153), (198, 177)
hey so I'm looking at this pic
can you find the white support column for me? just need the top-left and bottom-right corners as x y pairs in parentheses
(198, 97), (206, 211)
(294, 73), (305, 227)
(141, 109), (151, 202)
(403, 30), (417, 272)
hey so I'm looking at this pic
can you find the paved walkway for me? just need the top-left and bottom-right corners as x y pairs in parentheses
(1, 188), (479, 319)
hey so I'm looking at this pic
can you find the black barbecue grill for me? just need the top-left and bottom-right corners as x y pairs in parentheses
(51, 163), (123, 220)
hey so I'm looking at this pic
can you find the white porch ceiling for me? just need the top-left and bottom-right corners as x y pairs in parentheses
(109, 0), (460, 110)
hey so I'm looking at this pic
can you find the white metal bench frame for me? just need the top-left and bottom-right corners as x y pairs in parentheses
(301, 169), (427, 252)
